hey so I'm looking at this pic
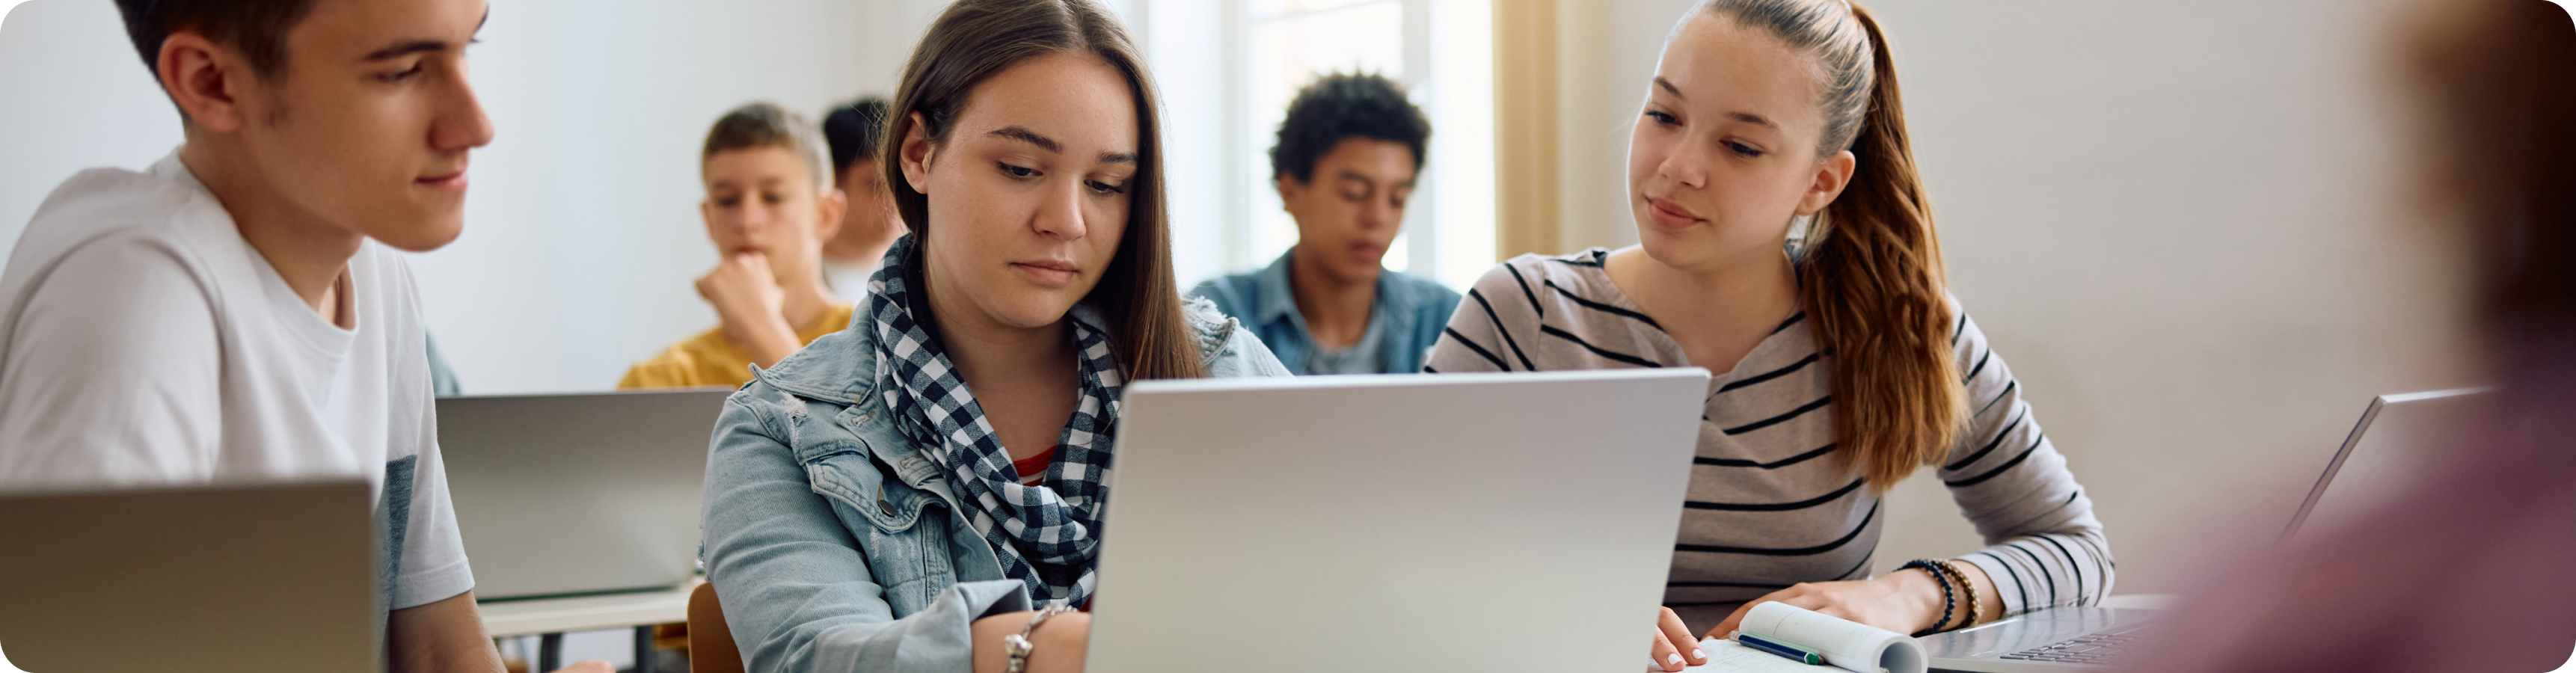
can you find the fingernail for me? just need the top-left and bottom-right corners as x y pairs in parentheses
(1667, 653), (1684, 666)
(1691, 648), (1705, 660)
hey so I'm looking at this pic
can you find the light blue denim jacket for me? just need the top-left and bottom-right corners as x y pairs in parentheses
(700, 298), (1290, 673)
(1190, 250), (1462, 375)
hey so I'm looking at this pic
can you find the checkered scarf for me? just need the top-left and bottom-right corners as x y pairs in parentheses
(865, 237), (1121, 607)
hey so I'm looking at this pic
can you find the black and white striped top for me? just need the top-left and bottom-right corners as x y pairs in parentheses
(1426, 249), (2112, 627)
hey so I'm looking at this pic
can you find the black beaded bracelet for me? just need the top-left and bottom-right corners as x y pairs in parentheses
(1899, 559), (1956, 638)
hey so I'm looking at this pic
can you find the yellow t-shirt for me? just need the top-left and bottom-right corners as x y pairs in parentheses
(618, 303), (858, 390)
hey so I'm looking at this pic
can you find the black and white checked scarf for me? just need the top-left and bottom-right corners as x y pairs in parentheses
(865, 237), (1122, 607)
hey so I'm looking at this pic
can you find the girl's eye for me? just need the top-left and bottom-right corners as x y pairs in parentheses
(999, 162), (1040, 179)
(1643, 110), (1678, 126)
(1087, 180), (1127, 195)
(1726, 141), (1765, 159)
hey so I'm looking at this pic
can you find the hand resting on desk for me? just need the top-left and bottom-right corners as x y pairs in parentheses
(1649, 564), (2002, 672)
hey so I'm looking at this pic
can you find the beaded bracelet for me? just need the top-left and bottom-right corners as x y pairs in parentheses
(1898, 559), (1955, 638)
(1933, 559), (1982, 631)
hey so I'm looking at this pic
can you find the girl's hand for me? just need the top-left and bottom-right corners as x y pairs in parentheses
(1704, 571), (1947, 641)
(1648, 606), (1708, 672)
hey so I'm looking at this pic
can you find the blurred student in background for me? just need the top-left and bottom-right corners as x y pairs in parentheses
(1423, 1), (2113, 669)
(2117, 2), (2576, 671)
(821, 96), (906, 294)
(619, 102), (851, 389)
(1192, 73), (1459, 375)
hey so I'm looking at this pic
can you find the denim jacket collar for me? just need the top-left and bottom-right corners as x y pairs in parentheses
(1251, 251), (1302, 326)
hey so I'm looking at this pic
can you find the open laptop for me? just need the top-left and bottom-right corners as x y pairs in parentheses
(1916, 387), (2491, 672)
(1082, 369), (1711, 672)
(438, 388), (732, 600)
(0, 480), (376, 672)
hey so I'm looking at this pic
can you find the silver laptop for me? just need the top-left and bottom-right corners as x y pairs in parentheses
(438, 389), (732, 600)
(1083, 369), (1711, 672)
(0, 480), (376, 672)
(1917, 387), (2490, 672)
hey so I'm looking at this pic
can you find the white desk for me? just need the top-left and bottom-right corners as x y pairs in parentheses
(480, 580), (698, 637)
(479, 580), (699, 672)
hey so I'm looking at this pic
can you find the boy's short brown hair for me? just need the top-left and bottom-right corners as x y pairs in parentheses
(702, 102), (832, 191)
(113, 0), (321, 79)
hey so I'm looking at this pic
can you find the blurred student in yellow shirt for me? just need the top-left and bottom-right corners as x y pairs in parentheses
(621, 103), (856, 389)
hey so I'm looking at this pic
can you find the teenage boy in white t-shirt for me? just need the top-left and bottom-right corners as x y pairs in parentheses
(0, 1), (604, 671)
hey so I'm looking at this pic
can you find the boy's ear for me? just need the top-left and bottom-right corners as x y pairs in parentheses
(160, 31), (251, 132)
(1274, 174), (1301, 210)
(815, 187), (847, 243)
(898, 112), (936, 194)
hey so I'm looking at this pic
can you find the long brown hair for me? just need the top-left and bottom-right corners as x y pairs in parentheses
(882, 0), (1205, 380)
(1693, 0), (1960, 491)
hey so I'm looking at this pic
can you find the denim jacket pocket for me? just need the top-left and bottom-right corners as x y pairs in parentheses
(804, 451), (942, 609)
(804, 452), (931, 533)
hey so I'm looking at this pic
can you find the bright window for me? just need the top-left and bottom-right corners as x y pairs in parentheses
(1138, 0), (1493, 291)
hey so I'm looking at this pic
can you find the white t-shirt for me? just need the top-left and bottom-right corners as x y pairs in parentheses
(0, 152), (473, 615)
(823, 256), (881, 298)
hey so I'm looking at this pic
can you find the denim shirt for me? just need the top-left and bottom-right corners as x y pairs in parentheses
(1190, 250), (1463, 375)
(700, 298), (1291, 673)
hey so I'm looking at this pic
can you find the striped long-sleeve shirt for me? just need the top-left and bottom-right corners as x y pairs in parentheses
(1426, 249), (2113, 629)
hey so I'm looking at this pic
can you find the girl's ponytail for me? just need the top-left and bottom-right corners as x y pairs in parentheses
(1802, 4), (1963, 491)
(1699, 0), (1963, 491)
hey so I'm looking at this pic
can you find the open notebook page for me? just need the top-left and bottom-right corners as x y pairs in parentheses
(1654, 603), (1928, 673)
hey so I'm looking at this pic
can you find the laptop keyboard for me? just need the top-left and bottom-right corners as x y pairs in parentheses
(1994, 629), (2143, 666)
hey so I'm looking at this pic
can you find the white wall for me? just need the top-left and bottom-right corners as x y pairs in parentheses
(0, 0), (183, 253)
(1541, 0), (2479, 594)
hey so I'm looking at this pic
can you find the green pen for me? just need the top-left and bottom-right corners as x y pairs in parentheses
(1737, 632), (1826, 666)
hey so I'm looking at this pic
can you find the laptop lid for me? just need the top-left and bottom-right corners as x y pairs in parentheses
(438, 389), (731, 600)
(0, 480), (375, 672)
(2281, 387), (2490, 542)
(1084, 369), (1709, 672)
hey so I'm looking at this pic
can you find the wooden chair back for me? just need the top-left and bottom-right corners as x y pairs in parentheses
(687, 582), (745, 673)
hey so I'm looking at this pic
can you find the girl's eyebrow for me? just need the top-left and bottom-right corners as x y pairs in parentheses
(1655, 76), (1688, 100)
(989, 126), (1060, 153)
(1655, 77), (1777, 129)
(988, 126), (1134, 164)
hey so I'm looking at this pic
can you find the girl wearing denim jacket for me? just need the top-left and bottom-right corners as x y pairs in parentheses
(697, 1), (1291, 671)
